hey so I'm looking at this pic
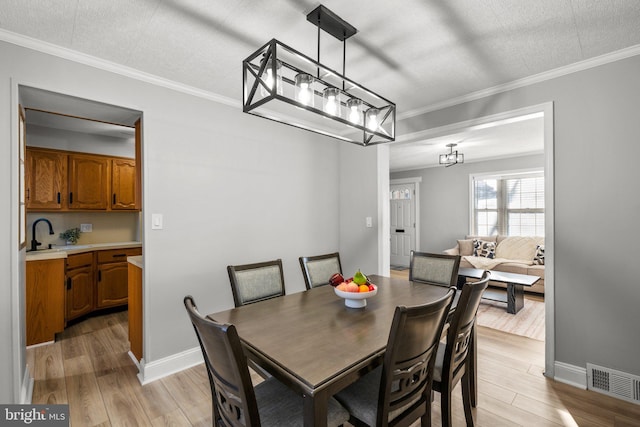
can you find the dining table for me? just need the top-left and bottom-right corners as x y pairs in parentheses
(207, 274), (452, 427)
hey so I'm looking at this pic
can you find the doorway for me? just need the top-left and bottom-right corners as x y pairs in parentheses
(19, 85), (144, 400)
(382, 102), (555, 379)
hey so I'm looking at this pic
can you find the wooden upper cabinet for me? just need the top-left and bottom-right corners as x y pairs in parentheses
(111, 158), (137, 210)
(26, 148), (140, 212)
(68, 154), (110, 210)
(25, 148), (67, 210)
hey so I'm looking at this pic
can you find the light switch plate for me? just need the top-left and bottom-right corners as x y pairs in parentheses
(366, 217), (373, 228)
(80, 223), (92, 232)
(151, 213), (163, 230)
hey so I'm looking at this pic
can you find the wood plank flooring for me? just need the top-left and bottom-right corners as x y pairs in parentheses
(28, 308), (640, 426)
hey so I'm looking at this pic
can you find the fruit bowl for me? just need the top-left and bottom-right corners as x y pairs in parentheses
(334, 286), (377, 308)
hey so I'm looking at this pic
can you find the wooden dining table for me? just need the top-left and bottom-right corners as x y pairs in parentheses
(207, 274), (452, 427)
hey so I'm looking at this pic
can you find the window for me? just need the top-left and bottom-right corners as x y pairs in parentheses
(472, 170), (544, 236)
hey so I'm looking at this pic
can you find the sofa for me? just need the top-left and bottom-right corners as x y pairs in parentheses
(444, 235), (545, 294)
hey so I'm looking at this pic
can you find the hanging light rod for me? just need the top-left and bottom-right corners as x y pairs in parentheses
(242, 4), (396, 146)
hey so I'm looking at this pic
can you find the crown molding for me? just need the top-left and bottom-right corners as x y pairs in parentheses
(4, 28), (639, 126)
(397, 44), (640, 120)
(0, 29), (239, 109)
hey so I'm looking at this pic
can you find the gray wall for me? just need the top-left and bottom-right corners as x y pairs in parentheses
(391, 154), (544, 252)
(0, 40), (381, 401)
(400, 54), (640, 376)
(27, 124), (135, 158)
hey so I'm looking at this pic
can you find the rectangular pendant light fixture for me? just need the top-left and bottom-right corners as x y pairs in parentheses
(439, 143), (464, 167)
(242, 5), (396, 146)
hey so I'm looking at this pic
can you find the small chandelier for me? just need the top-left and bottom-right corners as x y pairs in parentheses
(439, 143), (464, 167)
(242, 5), (396, 146)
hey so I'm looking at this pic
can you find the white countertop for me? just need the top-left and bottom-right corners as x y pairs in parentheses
(128, 255), (143, 269)
(26, 241), (142, 261)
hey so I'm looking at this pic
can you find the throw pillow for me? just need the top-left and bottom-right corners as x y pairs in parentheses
(457, 239), (474, 256)
(473, 239), (496, 259)
(533, 244), (545, 265)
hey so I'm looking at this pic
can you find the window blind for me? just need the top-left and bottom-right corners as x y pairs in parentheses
(472, 171), (544, 236)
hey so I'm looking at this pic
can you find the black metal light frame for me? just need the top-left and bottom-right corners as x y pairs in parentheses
(242, 5), (396, 146)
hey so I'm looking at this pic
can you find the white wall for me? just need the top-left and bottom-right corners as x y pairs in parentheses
(391, 154), (545, 252)
(0, 40), (382, 401)
(399, 54), (640, 378)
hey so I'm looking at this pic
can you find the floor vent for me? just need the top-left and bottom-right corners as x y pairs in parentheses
(587, 363), (640, 405)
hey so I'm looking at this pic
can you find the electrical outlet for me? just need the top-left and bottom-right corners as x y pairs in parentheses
(80, 223), (93, 232)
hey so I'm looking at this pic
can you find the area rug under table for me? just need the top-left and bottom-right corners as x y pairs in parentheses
(476, 293), (545, 341)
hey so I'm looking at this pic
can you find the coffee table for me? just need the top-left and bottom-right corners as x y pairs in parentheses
(457, 267), (540, 314)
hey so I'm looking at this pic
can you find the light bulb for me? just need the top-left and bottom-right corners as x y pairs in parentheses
(295, 73), (314, 107)
(366, 108), (379, 131)
(323, 87), (340, 117)
(260, 59), (282, 97)
(347, 98), (362, 125)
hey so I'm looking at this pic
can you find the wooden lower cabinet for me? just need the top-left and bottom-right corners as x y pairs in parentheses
(96, 248), (142, 309)
(97, 263), (129, 308)
(128, 262), (143, 361)
(65, 252), (95, 323)
(27, 258), (65, 346)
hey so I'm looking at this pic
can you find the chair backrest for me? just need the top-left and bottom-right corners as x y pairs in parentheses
(409, 251), (461, 287)
(376, 288), (456, 426)
(298, 252), (342, 290)
(441, 271), (490, 386)
(227, 259), (285, 307)
(184, 296), (259, 427)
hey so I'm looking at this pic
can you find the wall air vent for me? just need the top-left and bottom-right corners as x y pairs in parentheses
(587, 363), (640, 405)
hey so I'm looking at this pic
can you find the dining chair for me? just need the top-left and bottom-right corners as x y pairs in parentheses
(409, 251), (461, 288)
(433, 270), (490, 427)
(227, 259), (285, 307)
(299, 252), (342, 290)
(184, 296), (350, 427)
(335, 288), (456, 427)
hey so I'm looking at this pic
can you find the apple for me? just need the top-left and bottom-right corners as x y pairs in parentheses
(368, 284), (375, 292)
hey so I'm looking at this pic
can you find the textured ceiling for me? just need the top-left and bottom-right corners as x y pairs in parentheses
(3, 0), (640, 169)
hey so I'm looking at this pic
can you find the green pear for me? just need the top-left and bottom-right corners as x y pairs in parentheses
(353, 269), (367, 285)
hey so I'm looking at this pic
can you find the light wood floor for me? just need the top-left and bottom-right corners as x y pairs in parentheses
(28, 309), (640, 426)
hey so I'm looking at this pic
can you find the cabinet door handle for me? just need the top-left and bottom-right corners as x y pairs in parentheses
(98, 270), (102, 282)
(69, 192), (73, 204)
(113, 193), (116, 204)
(26, 188), (30, 201)
(66, 277), (71, 290)
(112, 254), (127, 258)
(57, 192), (61, 204)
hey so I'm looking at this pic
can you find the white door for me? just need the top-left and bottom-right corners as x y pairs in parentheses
(390, 183), (416, 267)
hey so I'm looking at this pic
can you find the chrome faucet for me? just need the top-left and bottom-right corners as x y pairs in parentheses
(30, 218), (54, 252)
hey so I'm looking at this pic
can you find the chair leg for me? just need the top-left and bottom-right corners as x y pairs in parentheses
(461, 372), (476, 427)
(440, 386), (453, 427)
(470, 324), (478, 407)
(420, 400), (433, 427)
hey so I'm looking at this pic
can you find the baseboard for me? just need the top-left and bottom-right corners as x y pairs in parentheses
(554, 361), (587, 389)
(137, 346), (204, 385)
(20, 365), (34, 404)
